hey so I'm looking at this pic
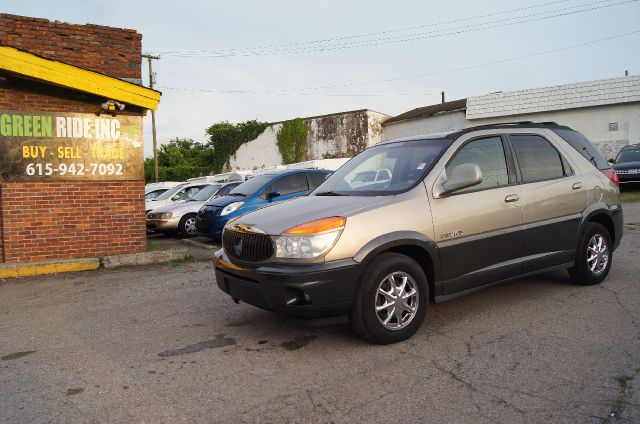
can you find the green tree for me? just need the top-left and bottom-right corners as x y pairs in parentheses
(276, 118), (308, 164)
(145, 138), (216, 183)
(206, 120), (270, 173)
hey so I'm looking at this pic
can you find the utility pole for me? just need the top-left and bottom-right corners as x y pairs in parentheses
(143, 54), (161, 182)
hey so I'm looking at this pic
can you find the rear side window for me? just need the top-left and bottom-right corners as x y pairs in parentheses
(552, 128), (609, 170)
(307, 172), (328, 189)
(511, 135), (565, 183)
(271, 173), (309, 195)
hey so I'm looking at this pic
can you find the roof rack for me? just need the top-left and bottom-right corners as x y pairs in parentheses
(446, 121), (568, 138)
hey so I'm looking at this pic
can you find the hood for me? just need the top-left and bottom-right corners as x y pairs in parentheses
(148, 200), (206, 215)
(613, 161), (640, 170)
(203, 195), (246, 208)
(230, 195), (395, 235)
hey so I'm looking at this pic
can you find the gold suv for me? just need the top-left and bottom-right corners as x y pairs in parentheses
(214, 122), (623, 344)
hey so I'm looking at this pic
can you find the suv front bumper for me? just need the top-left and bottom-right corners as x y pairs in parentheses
(213, 251), (362, 319)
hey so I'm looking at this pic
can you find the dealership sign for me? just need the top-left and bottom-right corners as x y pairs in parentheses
(0, 111), (144, 181)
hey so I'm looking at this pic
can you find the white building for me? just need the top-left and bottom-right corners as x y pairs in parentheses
(228, 109), (390, 171)
(382, 75), (640, 159)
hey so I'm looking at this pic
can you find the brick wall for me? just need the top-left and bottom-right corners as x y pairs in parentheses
(0, 15), (147, 264)
(0, 14), (142, 81)
(0, 181), (145, 262)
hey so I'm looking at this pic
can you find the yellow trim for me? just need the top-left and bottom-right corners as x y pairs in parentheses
(0, 258), (100, 279)
(0, 46), (160, 110)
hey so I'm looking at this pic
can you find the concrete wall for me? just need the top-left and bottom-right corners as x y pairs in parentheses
(381, 111), (467, 141)
(228, 110), (390, 170)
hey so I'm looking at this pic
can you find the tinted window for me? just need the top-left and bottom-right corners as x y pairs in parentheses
(617, 149), (640, 163)
(216, 183), (240, 197)
(315, 138), (452, 196)
(191, 184), (222, 201)
(552, 128), (609, 170)
(177, 185), (207, 200)
(154, 185), (185, 201)
(307, 172), (329, 190)
(511, 135), (565, 183)
(229, 174), (275, 196)
(145, 189), (167, 200)
(446, 136), (508, 192)
(271, 173), (309, 195)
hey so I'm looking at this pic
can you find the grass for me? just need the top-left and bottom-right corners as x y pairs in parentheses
(146, 241), (166, 252)
(620, 191), (640, 203)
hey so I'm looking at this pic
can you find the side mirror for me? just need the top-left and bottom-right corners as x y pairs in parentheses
(439, 163), (483, 196)
(267, 191), (281, 200)
(171, 195), (180, 201)
(608, 158), (615, 164)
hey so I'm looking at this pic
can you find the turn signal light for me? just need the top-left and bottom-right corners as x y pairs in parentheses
(285, 217), (347, 234)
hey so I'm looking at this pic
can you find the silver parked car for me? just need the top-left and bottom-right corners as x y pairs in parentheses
(147, 182), (240, 237)
(214, 122), (623, 344)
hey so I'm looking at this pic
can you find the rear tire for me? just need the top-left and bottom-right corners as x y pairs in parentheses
(350, 253), (428, 344)
(178, 214), (198, 238)
(568, 222), (612, 285)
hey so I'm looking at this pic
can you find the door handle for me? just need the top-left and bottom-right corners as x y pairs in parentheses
(572, 182), (583, 190)
(504, 194), (520, 203)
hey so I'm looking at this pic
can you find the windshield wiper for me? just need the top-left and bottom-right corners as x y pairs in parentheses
(315, 191), (347, 196)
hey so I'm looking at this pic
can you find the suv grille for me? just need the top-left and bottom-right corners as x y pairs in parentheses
(223, 229), (274, 262)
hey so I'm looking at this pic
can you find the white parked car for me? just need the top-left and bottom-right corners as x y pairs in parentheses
(145, 181), (184, 200)
(145, 182), (211, 213)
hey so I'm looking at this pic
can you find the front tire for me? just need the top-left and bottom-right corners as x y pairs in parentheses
(350, 253), (428, 344)
(568, 222), (612, 285)
(178, 214), (198, 238)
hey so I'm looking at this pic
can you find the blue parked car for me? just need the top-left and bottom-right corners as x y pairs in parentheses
(195, 169), (332, 239)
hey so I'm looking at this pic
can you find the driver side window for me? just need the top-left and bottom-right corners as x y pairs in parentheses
(446, 136), (509, 193)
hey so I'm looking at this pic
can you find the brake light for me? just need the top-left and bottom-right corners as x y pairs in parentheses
(601, 168), (619, 187)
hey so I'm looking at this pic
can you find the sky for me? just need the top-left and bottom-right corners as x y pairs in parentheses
(3, 0), (640, 157)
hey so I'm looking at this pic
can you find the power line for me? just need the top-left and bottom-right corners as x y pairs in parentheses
(153, 0), (637, 58)
(151, 0), (573, 55)
(155, 30), (640, 95)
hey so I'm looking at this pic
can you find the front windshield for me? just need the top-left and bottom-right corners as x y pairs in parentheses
(313, 138), (452, 196)
(191, 184), (222, 201)
(154, 185), (183, 201)
(145, 189), (166, 200)
(229, 174), (274, 196)
(617, 149), (640, 163)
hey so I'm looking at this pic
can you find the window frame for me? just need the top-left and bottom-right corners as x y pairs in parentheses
(443, 134), (517, 196)
(506, 133), (574, 185)
(306, 171), (329, 190)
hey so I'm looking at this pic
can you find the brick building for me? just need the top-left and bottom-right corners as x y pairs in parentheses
(0, 14), (160, 267)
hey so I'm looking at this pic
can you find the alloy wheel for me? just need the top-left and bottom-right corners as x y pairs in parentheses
(587, 233), (609, 275)
(374, 271), (419, 330)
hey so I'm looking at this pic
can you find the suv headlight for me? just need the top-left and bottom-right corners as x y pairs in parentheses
(221, 201), (244, 216)
(273, 217), (346, 259)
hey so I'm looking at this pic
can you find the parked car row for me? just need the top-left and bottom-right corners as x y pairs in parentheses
(145, 160), (347, 238)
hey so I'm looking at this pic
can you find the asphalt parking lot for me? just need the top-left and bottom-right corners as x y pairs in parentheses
(1, 204), (639, 423)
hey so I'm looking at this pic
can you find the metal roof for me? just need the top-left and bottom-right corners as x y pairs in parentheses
(382, 99), (467, 125)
